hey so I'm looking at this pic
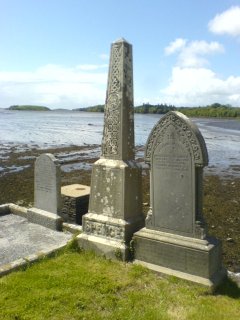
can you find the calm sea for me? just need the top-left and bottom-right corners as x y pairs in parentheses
(0, 110), (240, 177)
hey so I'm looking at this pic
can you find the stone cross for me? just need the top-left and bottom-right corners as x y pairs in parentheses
(34, 153), (61, 214)
(78, 38), (143, 260)
(134, 111), (226, 288)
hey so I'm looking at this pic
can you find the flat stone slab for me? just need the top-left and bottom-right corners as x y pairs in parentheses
(61, 184), (90, 197)
(0, 214), (72, 270)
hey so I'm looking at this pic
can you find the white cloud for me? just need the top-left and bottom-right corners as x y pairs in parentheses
(77, 64), (108, 71)
(164, 39), (224, 68)
(0, 64), (108, 109)
(164, 38), (187, 55)
(160, 37), (239, 106)
(209, 6), (240, 37)
(161, 66), (240, 106)
(99, 53), (109, 60)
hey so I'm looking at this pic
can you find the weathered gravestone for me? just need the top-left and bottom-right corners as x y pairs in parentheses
(78, 38), (144, 260)
(34, 153), (61, 213)
(27, 153), (62, 230)
(134, 111), (226, 288)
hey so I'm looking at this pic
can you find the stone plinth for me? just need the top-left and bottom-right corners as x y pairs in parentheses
(133, 111), (226, 288)
(134, 228), (225, 288)
(79, 159), (143, 260)
(78, 38), (143, 260)
(61, 184), (90, 225)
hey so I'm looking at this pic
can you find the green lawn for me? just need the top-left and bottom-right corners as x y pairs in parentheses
(0, 242), (239, 320)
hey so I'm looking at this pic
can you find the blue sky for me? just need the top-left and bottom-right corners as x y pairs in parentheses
(1, 0), (240, 109)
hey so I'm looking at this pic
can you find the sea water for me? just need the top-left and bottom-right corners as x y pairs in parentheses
(0, 110), (240, 177)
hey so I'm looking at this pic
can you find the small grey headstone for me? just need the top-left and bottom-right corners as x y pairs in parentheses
(34, 153), (61, 214)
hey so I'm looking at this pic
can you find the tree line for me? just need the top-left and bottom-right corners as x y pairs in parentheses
(77, 103), (240, 118)
(8, 103), (240, 118)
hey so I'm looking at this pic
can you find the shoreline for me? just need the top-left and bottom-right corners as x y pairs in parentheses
(1, 108), (240, 120)
(0, 144), (240, 272)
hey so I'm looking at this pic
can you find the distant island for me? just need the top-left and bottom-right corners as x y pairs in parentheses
(8, 105), (50, 111)
(75, 103), (240, 118)
(6, 102), (240, 118)
(75, 105), (105, 112)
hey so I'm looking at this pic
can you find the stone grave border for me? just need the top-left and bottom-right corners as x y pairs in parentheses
(0, 203), (81, 277)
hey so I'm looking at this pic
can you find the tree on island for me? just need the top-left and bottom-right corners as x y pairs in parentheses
(8, 105), (50, 111)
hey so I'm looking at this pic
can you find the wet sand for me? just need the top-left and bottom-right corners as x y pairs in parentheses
(0, 144), (239, 272)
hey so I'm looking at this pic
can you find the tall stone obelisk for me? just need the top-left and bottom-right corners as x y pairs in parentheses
(78, 38), (143, 260)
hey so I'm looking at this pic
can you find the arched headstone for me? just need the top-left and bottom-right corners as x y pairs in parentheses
(27, 153), (62, 231)
(145, 111), (208, 238)
(34, 153), (61, 214)
(134, 111), (226, 288)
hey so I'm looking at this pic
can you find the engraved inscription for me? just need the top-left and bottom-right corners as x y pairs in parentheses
(84, 220), (124, 240)
(35, 165), (55, 192)
(152, 140), (194, 235)
(154, 155), (188, 171)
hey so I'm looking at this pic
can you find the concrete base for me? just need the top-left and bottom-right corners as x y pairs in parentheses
(134, 228), (226, 289)
(27, 207), (62, 231)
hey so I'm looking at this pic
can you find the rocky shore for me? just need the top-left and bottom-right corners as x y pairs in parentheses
(0, 144), (239, 272)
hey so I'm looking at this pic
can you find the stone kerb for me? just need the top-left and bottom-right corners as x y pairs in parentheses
(134, 111), (226, 288)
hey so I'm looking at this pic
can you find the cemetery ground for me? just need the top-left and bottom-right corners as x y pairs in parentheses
(0, 240), (240, 320)
(0, 144), (239, 272)
(0, 145), (240, 318)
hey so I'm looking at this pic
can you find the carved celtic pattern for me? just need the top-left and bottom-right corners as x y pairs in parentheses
(101, 93), (121, 156)
(108, 43), (122, 94)
(145, 112), (208, 166)
(123, 44), (133, 99)
(101, 40), (134, 159)
(101, 42), (123, 157)
(84, 220), (124, 240)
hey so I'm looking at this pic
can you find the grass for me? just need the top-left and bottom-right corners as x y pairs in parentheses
(0, 241), (240, 320)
